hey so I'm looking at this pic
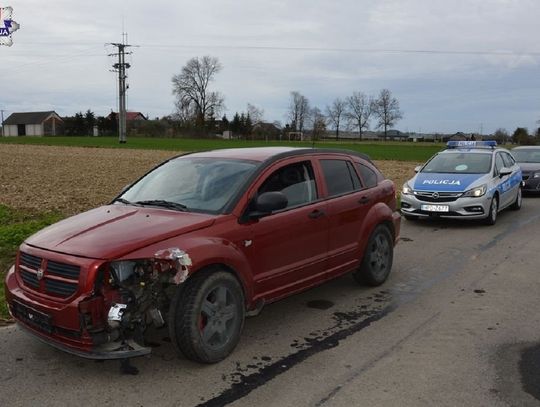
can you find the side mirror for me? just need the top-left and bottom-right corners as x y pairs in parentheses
(414, 165), (422, 173)
(499, 167), (512, 177)
(255, 191), (288, 214)
(239, 191), (289, 223)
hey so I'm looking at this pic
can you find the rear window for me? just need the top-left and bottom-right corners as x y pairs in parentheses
(356, 163), (378, 188)
(320, 159), (360, 197)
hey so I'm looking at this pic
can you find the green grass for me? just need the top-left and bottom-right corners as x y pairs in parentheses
(0, 136), (444, 162)
(0, 205), (63, 320)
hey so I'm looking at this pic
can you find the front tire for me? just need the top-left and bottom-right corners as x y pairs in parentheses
(169, 269), (245, 363)
(511, 187), (522, 210)
(484, 195), (498, 225)
(353, 225), (394, 286)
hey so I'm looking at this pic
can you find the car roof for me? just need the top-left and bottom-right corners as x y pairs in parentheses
(512, 146), (540, 150)
(184, 147), (371, 162)
(439, 148), (496, 155)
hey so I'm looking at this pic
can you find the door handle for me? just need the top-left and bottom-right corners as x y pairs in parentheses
(358, 196), (371, 205)
(308, 209), (325, 219)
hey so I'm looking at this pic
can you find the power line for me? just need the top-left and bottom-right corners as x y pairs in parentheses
(135, 43), (540, 57)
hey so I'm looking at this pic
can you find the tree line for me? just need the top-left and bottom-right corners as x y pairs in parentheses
(171, 55), (403, 139)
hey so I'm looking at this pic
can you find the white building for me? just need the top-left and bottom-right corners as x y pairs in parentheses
(2, 111), (63, 136)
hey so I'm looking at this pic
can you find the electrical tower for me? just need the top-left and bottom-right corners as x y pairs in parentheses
(108, 38), (133, 143)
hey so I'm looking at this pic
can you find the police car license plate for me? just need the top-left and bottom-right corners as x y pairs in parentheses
(421, 204), (449, 212)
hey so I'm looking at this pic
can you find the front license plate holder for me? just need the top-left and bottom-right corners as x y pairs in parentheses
(421, 204), (449, 212)
(12, 300), (53, 334)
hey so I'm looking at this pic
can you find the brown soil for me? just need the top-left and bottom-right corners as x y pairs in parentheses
(0, 144), (418, 215)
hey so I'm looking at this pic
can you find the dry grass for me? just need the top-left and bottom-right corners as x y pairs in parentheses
(0, 144), (418, 215)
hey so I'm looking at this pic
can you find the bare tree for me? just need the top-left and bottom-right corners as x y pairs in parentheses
(373, 89), (403, 139)
(288, 91), (310, 133)
(247, 103), (264, 126)
(309, 107), (326, 141)
(171, 56), (225, 126)
(346, 91), (374, 140)
(326, 98), (347, 140)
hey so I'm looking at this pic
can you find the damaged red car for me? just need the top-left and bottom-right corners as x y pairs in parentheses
(5, 147), (400, 363)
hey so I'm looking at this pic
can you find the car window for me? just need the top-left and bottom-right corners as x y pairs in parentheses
(121, 157), (257, 213)
(494, 153), (505, 176)
(512, 149), (540, 163)
(320, 159), (360, 197)
(356, 163), (378, 188)
(422, 152), (492, 174)
(258, 161), (317, 208)
(502, 152), (515, 167)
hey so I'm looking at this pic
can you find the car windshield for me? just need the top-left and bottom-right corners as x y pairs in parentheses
(119, 157), (258, 213)
(421, 152), (492, 174)
(512, 149), (540, 163)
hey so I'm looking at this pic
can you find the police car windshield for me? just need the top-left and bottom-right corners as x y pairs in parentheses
(421, 152), (492, 174)
(512, 149), (540, 163)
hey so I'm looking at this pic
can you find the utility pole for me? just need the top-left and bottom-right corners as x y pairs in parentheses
(108, 37), (133, 144)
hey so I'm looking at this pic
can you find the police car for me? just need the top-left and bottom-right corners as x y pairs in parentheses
(401, 141), (522, 225)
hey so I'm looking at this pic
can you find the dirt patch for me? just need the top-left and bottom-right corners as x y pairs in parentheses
(0, 144), (418, 215)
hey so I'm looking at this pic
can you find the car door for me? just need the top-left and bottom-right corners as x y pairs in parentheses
(317, 156), (376, 277)
(494, 152), (514, 208)
(501, 151), (521, 205)
(241, 159), (329, 301)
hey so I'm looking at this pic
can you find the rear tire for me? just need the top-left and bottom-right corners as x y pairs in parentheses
(353, 225), (394, 286)
(511, 187), (522, 210)
(484, 195), (498, 225)
(169, 269), (245, 363)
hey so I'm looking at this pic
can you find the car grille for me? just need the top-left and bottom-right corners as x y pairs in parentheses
(18, 251), (80, 299)
(413, 191), (462, 202)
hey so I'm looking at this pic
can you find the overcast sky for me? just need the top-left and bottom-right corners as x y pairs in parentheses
(2, 0), (540, 134)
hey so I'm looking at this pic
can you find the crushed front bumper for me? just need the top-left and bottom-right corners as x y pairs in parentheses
(5, 263), (151, 360)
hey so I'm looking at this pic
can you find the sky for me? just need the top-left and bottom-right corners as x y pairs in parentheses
(1, 0), (540, 134)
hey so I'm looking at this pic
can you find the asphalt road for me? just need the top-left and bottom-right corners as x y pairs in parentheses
(1, 197), (540, 407)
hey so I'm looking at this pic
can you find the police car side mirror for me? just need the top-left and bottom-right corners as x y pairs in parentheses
(414, 166), (422, 173)
(499, 167), (512, 178)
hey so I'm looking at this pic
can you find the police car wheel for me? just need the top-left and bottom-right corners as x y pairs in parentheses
(354, 225), (393, 286)
(510, 188), (522, 210)
(484, 196), (498, 225)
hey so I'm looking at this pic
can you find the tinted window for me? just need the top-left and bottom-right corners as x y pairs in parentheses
(258, 161), (317, 208)
(357, 163), (378, 188)
(320, 159), (359, 197)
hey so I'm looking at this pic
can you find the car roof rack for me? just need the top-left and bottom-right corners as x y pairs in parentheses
(446, 140), (497, 149)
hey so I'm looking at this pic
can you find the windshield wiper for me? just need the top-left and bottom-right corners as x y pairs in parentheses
(134, 200), (188, 211)
(113, 198), (135, 205)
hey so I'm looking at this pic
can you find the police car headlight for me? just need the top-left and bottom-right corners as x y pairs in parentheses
(402, 183), (413, 195)
(462, 184), (487, 198)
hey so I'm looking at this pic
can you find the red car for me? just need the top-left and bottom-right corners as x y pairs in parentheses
(5, 147), (400, 363)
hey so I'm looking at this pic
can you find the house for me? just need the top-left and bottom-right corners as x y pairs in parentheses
(107, 111), (148, 121)
(2, 111), (63, 136)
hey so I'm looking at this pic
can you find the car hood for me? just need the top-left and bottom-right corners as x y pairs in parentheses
(412, 172), (485, 192)
(517, 163), (540, 173)
(25, 205), (216, 259)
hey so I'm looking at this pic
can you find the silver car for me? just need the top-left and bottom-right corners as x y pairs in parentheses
(401, 141), (522, 225)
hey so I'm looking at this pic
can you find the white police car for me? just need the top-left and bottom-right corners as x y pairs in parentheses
(401, 141), (522, 225)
